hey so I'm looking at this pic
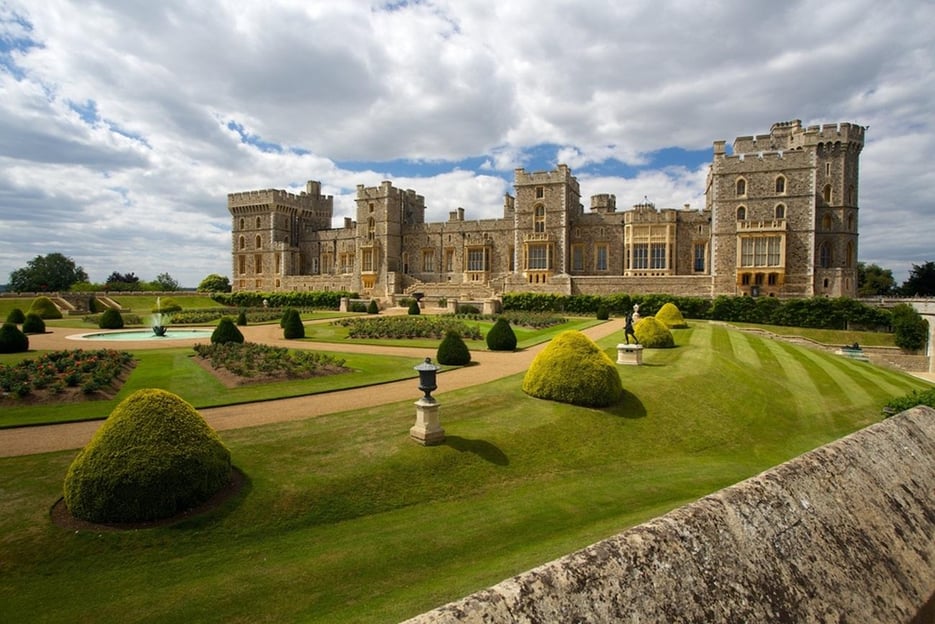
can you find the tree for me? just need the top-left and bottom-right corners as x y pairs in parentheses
(105, 271), (141, 291)
(891, 303), (928, 352)
(8, 253), (88, 292)
(153, 272), (180, 291)
(857, 262), (896, 296)
(900, 261), (935, 297)
(198, 274), (231, 293)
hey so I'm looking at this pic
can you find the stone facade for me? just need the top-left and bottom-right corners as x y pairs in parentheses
(229, 120), (864, 300)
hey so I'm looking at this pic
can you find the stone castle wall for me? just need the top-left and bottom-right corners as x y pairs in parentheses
(404, 407), (935, 623)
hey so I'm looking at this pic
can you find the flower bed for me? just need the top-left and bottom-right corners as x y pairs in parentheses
(0, 349), (135, 402)
(332, 316), (483, 340)
(193, 342), (349, 384)
(447, 311), (566, 329)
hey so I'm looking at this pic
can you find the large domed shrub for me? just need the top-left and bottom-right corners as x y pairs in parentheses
(485, 317), (517, 351)
(522, 330), (622, 407)
(28, 296), (62, 319)
(99, 308), (125, 329)
(282, 308), (305, 339)
(63, 389), (232, 523)
(21, 313), (46, 334)
(5, 308), (25, 324)
(0, 323), (29, 353)
(437, 330), (471, 365)
(211, 317), (244, 344)
(655, 302), (688, 329)
(634, 316), (675, 348)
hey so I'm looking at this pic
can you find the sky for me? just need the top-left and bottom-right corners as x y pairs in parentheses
(0, 0), (933, 288)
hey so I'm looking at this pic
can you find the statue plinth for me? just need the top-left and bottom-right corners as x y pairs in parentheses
(616, 343), (644, 366)
(410, 397), (445, 446)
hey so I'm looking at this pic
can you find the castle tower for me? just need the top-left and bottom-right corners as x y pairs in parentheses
(707, 120), (864, 298)
(228, 181), (333, 292)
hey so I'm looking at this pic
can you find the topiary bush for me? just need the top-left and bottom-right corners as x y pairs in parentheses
(408, 300), (421, 315)
(437, 330), (471, 365)
(282, 308), (306, 339)
(367, 299), (379, 314)
(0, 322), (29, 353)
(485, 317), (517, 351)
(236, 309), (248, 326)
(596, 305), (609, 320)
(634, 316), (675, 348)
(28, 296), (62, 319)
(211, 317), (244, 344)
(63, 389), (232, 523)
(522, 330), (622, 407)
(21, 313), (46, 334)
(99, 308), (125, 329)
(5, 308), (25, 324)
(655, 302), (688, 329)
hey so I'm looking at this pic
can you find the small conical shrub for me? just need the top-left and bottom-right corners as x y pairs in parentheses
(485, 317), (517, 351)
(28, 296), (62, 319)
(22, 313), (46, 334)
(99, 308), (125, 329)
(522, 330), (622, 407)
(63, 389), (231, 523)
(280, 308), (295, 328)
(437, 330), (471, 365)
(408, 300), (421, 315)
(634, 316), (675, 348)
(0, 322), (29, 353)
(596, 305), (609, 320)
(211, 317), (244, 344)
(655, 302), (688, 329)
(236, 310), (248, 326)
(367, 299), (379, 314)
(5, 308), (25, 324)
(282, 308), (305, 339)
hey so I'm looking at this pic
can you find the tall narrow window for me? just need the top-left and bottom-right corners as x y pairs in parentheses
(254, 254), (262, 274)
(368, 218), (375, 241)
(534, 205), (545, 233)
(632, 244), (648, 269)
(823, 184), (832, 204)
(467, 248), (485, 272)
(822, 214), (833, 231)
(445, 249), (454, 272)
(775, 204), (785, 219)
(361, 249), (373, 272)
(422, 249), (435, 272)
(239, 235), (245, 250)
(535, 186), (544, 199)
(693, 243), (706, 272)
(736, 206), (746, 221)
(239, 218), (245, 230)
(845, 241), (854, 268)
(595, 244), (608, 271)
(255, 235), (262, 249)
(238, 255), (246, 275)
(736, 178), (746, 196)
(256, 217), (261, 228)
(819, 241), (833, 268)
(775, 176), (786, 194)
(571, 245), (584, 271)
(650, 243), (666, 269)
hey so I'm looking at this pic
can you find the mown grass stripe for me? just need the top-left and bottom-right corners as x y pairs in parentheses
(726, 329), (762, 371)
(792, 346), (875, 409)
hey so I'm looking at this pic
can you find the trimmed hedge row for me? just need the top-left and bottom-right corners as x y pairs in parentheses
(211, 291), (357, 309)
(502, 293), (892, 331)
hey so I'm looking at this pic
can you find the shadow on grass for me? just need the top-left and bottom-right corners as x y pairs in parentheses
(445, 435), (509, 466)
(601, 389), (647, 420)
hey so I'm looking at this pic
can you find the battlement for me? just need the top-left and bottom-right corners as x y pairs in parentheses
(590, 194), (616, 213)
(728, 120), (865, 154)
(228, 181), (333, 211)
(355, 181), (426, 207)
(514, 164), (577, 188)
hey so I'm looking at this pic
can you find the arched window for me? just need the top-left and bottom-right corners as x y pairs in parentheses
(534, 205), (545, 233)
(736, 206), (746, 221)
(823, 184), (832, 204)
(255, 216), (261, 228)
(819, 241), (833, 268)
(255, 235), (262, 249)
(736, 178), (746, 197)
(775, 176), (786, 194)
(239, 235), (245, 250)
(822, 214), (832, 231)
(239, 218), (245, 230)
(845, 241), (854, 268)
(774, 204), (785, 219)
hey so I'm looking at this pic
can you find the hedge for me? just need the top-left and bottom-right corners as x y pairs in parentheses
(211, 291), (357, 309)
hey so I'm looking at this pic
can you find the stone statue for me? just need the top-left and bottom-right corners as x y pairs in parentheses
(632, 304), (641, 324)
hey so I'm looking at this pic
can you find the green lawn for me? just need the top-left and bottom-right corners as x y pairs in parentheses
(0, 323), (929, 623)
(727, 321), (897, 347)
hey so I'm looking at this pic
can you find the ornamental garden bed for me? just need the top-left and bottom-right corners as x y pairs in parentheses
(0, 349), (135, 406)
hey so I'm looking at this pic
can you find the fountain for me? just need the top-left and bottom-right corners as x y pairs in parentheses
(152, 296), (169, 337)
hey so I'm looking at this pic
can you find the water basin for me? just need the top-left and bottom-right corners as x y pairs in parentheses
(70, 329), (215, 342)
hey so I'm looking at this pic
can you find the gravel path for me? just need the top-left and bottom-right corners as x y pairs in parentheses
(0, 317), (626, 457)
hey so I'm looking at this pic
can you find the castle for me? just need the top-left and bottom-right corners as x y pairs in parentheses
(229, 120), (864, 301)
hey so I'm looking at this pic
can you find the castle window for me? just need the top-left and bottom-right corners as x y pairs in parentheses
(775, 204), (785, 219)
(693, 243), (706, 272)
(239, 218), (245, 230)
(254, 254), (262, 274)
(847, 214), (855, 231)
(825, 162), (831, 176)
(401, 252), (408, 273)
(239, 235), (245, 250)
(736, 178), (746, 197)
(238, 255), (246, 275)
(368, 218), (375, 241)
(526, 244), (549, 270)
(768, 273), (778, 286)
(467, 248), (486, 272)
(275, 254), (281, 274)
(321, 253), (333, 274)
(369, 203), (374, 213)
(445, 248), (455, 272)
(534, 205), (545, 233)
(819, 241), (833, 268)
(775, 176), (786, 194)
(361, 249), (372, 272)
(422, 249), (435, 272)
(845, 241), (854, 268)
(535, 186), (544, 199)
(741, 237), (782, 267)
(256, 217), (261, 228)
(255, 235), (262, 249)
(632, 243), (648, 270)
(650, 243), (666, 269)
(736, 206), (746, 221)
(741, 273), (751, 286)
(754, 273), (764, 285)
(595, 244), (608, 271)
(571, 245), (584, 271)
(822, 214), (832, 231)
(823, 184), (832, 204)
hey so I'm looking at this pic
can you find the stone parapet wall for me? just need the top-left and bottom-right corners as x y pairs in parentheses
(405, 407), (935, 623)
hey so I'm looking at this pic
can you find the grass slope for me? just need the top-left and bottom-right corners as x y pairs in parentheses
(0, 322), (929, 623)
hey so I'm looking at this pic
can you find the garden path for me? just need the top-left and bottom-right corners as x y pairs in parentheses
(0, 318), (627, 457)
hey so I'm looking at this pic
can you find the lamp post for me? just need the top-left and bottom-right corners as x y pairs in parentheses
(410, 357), (444, 445)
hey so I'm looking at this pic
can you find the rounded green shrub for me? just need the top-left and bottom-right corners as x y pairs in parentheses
(0, 323), (29, 353)
(28, 296), (62, 319)
(211, 317), (244, 344)
(87, 296), (103, 314)
(236, 309), (248, 326)
(99, 308), (125, 329)
(437, 330), (471, 365)
(596, 305), (610, 320)
(5, 308), (25, 324)
(280, 308), (294, 328)
(522, 330), (622, 407)
(63, 389), (232, 523)
(485, 317), (517, 351)
(655, 302), (688, 329)
(22, 313), (46, 334)
(282, 308), (306, 339)
(634, 316), (675, 348)
(367, 299), (379, 314)
(408, 300), (421, 315)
